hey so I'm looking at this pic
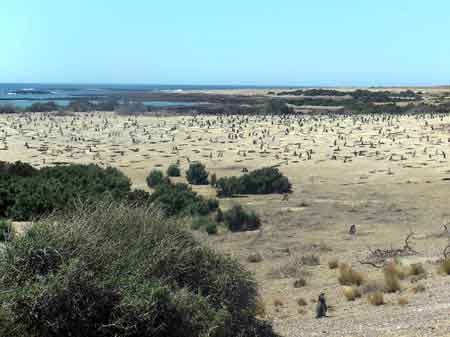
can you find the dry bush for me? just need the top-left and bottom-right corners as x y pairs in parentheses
(384, 263), (401, 293)
(273, 298), (284, 307)
(255, 296), (266, 317)
(338, 263), (364, 286)
(410, 273), (427, 283)
(361, 279), (384, 294)
(342, 286), (362, 301)
(301, 254), (320, 266)
(409, 263), (426, 276)
(368, 292), (384, 306)
(247, 252), (263, 263)
(293, 278), (307, 288)
(412, 283), (426, 294)
(328, 258), (339, 269)
(398, 297), (409, 305)
(439, 258), (450, 275)
(297, 298), (308, 306)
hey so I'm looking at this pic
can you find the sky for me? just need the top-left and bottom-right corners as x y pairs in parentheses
(1, 0), (450, 86)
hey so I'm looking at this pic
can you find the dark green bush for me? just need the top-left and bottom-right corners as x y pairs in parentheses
(216, 167), (292, 197)
(126, 189), (151, 207)
(205, 222), (218, 235)
(0, 202), (277, 337)
(224, 205), (261, 232)
(166, 164), (181, 177)
(146, 169), (166, 188)
(149, 182), (214, 217)
(0, 162), (131, 221)
(186, 163), (209, 185)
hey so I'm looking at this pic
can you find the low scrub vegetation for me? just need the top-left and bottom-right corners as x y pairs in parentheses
(146, 169), (166, 188)
(190, 216), (218, 235)
(186, 162), (209, 185)
(384, 262), (401, 293)
(328, 258), (339, 269)
(223, 204), (261, 232)
(149, 182), (218, 217)
(342, 286), (362, 301)
(166, 164), (181, 177)
(337, 263), (364, 286)
(439, 258), (450, 275)
(216, 167), (292, 197)
(0, 201), (277, 337)
(0, 161), (131, 221)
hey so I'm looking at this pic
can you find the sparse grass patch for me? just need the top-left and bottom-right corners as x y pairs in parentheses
(439, 258), (450, 275)
(293, 278), (307, 288)
(255, 296), (266, 317)
(338, 263), (364, 286)
(368, 292), (384, 306)
(409, 263), (426, 276)
(412, 283), (426, 294)
(328, 258), (339, 269)
(273, 298), (284, 307)
(398, 297), (409, 305)
(247, 252), (263, 263)
(297, 298), (308, 306)
(301, 254), (320, 266)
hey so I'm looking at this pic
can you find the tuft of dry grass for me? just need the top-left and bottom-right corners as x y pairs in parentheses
(439, 258), (450, 275)
(297, 298), (308, 306)
(328, 258), (339, 269)
(368, 292), (384, 306)
(255, 296), (266, 317)
(398, 297), (409, 305)
(293, 278), (307, 288)
(409, 263), (426, 276)
(273, 298), (284, 307)
(301, 254), (320, 266)
(338, 263), (364, 286)
(412, 283), (426, 294)
(342, 286), (362, 301)
(384, 262), (401, 293)
(247, 252), (263, 263)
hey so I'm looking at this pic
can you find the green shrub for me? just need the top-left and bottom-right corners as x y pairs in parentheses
(191, 217), (218, 235)
(146, 169), (166, 188)
(210, 173), (217, 186)
(186, 162), (209, 185)
(0, 162), (131, 221)
(215, 208), (224, 223)
(126, 189), (151, 207)
(0, 202), (277, 337)
(224, 205), (261, 232)
(216, 167), (292, 197)
(166, 164), (181, 177)
(149, 182), (215, 217)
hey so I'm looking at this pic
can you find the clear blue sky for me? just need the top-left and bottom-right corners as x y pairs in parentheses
(2, 0), (449, 86)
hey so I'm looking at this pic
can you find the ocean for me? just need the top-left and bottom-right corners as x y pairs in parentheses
(0, 83), (290, 108)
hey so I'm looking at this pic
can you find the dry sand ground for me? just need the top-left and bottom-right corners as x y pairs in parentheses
(2, 111), (450, 336)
